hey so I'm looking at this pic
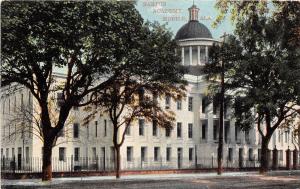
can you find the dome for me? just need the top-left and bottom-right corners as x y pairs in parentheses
(175, 20), (212, 40)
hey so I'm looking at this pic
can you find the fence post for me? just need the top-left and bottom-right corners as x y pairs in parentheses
(272, 146), (278, 170)
(226, 157), (228, 168)
(195, 145), (197, 169)
(293, 149), (298, 170)
(286, 147), (291, 170)
(96, 155), (99, 171)
(13, 156), (16, 173)
(71, 155), (73, 172)
(103, 157), (106, 171)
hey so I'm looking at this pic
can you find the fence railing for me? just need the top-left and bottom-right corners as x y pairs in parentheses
(0, 156), (267, 173)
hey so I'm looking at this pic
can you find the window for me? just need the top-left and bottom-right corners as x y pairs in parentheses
(6, 148), (9, 158)
(224, 103), (228, 118)
(95, 121), (98, 137)
(177, 122), (182, 138)
(192, 46), (198, 65)
(213, 120), (219, 140)
(21, 93), (24, 110)
(127, 147), (133, 162)
(188, 123), (193, 138)
(25, 147), (29, 163)
(202, 123), (207, 139)
(153, 92), (158, 105)
(139, 119), (145, 136)
(165, 95), (170, 109)
(125, 125), (131, 136)
(279, 150), (283, 161)
(189, 148), (194, 161)
(8, 124), (10, 139)
(177, 99), (182, 110)
(249, 148), (253, 161)
(225, 121), (230, 143)
(2, 101), (5, 114)
(73, 123), (79, 138)
(184, 47), (190, 65)
(200, 46), (206, 63)
(104, 120), (107, 137)
(58, 128), (64, 138)
(56, 92), (63, 107)
(138, 88), (145, 104)
(14, 96), (16, 111)
(213, 96), (218, 115)
(285, 130), (289, 143)
(258, 149), (261, 160)
(101, 147), (105, 159)
(59, 147), (65, 161)
(141, 147), (147, 162)
(165, 127), (171, 137)
(235, 123), (240, 141)
(74, 148), (80, 161)
(245, 130), (250, 144)
(91, 147), (97, 160)
(86, 124), (89, 139)
(154, 147), (160, 161)
(8, 99), (10, 113)
(188, 97), (193, 111)
(110, 147), (115, 162)
(12, 148), (15, 158)
(228, 148), (233, 161)
(166, 147), (171, 161)
(201, 97), (206, 113)
(152, 120), (157, 136)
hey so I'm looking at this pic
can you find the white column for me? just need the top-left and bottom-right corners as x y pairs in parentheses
(205, 46), (208, 63)
(189, 46), (192, 66)
(197, 46), (200, 65)
(181, 47), (184, 65)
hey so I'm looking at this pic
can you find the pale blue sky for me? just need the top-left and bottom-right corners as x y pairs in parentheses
(135, 0), (234, 39)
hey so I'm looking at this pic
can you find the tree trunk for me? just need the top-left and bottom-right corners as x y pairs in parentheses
(115, 146), (121, 179)
(260, 136), (270, 174)
(217, 104), (224, 175)
(217, 59), (225, 175)
(42, 139), (53, 181)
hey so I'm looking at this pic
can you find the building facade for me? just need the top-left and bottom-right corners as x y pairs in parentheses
(0, 4), (297, 172)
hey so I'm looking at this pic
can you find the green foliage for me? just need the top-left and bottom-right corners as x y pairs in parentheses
(208, 1), (300, 132)
(84, 21), (187, 146)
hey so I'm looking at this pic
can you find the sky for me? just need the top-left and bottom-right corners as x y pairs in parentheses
(135, 0), (234, 39)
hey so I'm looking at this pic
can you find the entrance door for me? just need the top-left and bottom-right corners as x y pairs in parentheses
(17, 147), (22, 170)
(239, 148), (243, 168)
(177, 148), (182, 169)
(101, 147), (105, 171)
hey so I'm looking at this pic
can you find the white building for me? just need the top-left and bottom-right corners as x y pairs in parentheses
(0, 4), (297, 173)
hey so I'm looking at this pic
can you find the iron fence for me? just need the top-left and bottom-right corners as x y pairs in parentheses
(0, 156), (268, 173)
(2, 155), (299, 174)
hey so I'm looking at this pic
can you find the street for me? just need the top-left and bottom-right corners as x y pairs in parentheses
(2, 171), (300, 189)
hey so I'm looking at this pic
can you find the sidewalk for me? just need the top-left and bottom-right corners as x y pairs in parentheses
(2, 170), (299, 186)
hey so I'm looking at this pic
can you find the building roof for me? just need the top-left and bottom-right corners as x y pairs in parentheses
(175, 20), (212, 40)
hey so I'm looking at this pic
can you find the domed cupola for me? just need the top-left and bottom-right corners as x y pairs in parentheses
(175, 4), (212, 40)
(175, 4), (218, 76)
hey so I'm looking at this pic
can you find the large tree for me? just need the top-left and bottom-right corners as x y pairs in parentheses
(1, 1), (148, 180)
(83, 22), (186, 178)
(209, 1), (300, 173)
(203, 34), (240, 175)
